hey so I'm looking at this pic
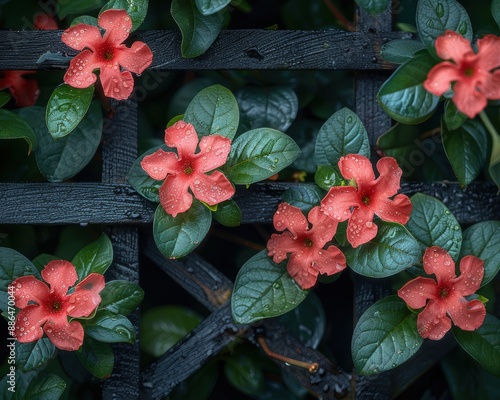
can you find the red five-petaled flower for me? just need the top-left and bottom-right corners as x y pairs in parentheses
(423, 30), (500, 119)
(320, 154), (412, 248)
(61, 9), (153, 100)
(398, 246), (486, 340)
(267, 203), (347, 290)
(141, 120), (235, 217)
(9, 260), (105, 351)
(0, 71), (40, 107)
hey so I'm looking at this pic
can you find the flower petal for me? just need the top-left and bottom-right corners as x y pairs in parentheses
(417, 301), (452, 340)
(307, 206), (338, 248)
(424, 62), (462, 96)
(478, 70), (500, 100)
(99, 66), (134, 100)
(321, 186), (358, 222)
(346, 208), (377, 248)
(41, 260), (78, 298)
(435, 30), (473, 63)
(164, 121), (199, 158)
(373, 157), (403, 197)
(61, 24), (102, 51)
(190, 170), (235, 206)
(452, 80), (487, 118)
(44, 319), (85, 351)
(287, 253), (318, 290)
(422, 246), (456, 283)
(141, 148), (180, 180)
(398, 277), (438, 309)
(0, 71), (40, 107)
(64, 50), (99, 89)
(116, 42), (153, 75)
(447, 299), (486, 331)
(196, 135), (232, 173)
(267, 231), (297, 263)
(338, 154), (375, 183)
(373, 194), (412, 224)
(99, 9), (132, 46)
(453, 255), (484, 296)
(272, 203), (308, 238)
(67, 273), (105, 318)
(314, 245), (346, 276)
(10, 276), (49, 308)
(476, 34), (500, 72)
(158, 174), (193, 217)
(14, 305), (47, 343)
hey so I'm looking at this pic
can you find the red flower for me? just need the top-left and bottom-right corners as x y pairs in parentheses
(0, 71), (40, 107)
(33, 13), (58, 30)
(61, 9), (153, 100)
(423, 30), (500, 118)
(267, 203), (346, 290)
(141, 120), (235, 217)
(320, 154), (412, 248)
(9, 260), (105, 351)
(398, 246), (486, 340)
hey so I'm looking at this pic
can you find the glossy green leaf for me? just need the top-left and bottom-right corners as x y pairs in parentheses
(212, 199), (242, 227)
(16, 339), (56, 372)
(170, 363), (218, 400)
(345, 221), (421, 278)
(352, 295), (423, 375)
(354, 0), (390, 15)
(236, 86), (298, 133)
(70, 15), (99, 26)
(140, 305), (202, 358)
(0, 91), (11, 108)
(34, 101), (102, 182)
(225, 128), (300, 184)
(195, 0), (231, 15)
(442, 119), (488, 187)
(184, 84), (239, 140)
(416, 0), (472, 54)
(454, 314), (500, 377)
(58, 0), (105, 19)
(377, 51), (439, 124)
(494, 0), (500, 29)
(171, 0), (226, 58)
(405, 193), (462, 261)
(0, 109), (37, 153)
(380, 39), (426, 64)
(84, 310), (135, 344)
(76, 337), (114, 378)
(100, 0), (149, 31)
(46, 84), (94, 139)
(153, 201), (212, 259)
(224, 353), (264, 396)
(281, 184), (324, 214)
(71, 233), (113, 281)
(23, 372), (66, 400)
(31, 254), (58, 274)
(460, 221), (500, 287)
(99, 280), (144, 316)
(315, 107), (370, 167)
(231, 250), (308, 324)
(444, 99), (467, 131)
(314, 165), (343, 191)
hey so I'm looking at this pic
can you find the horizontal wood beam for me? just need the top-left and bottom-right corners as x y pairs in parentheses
(0, 30), (411, 71)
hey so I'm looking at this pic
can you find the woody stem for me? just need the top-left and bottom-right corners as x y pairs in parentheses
(257, 336), (319, 373)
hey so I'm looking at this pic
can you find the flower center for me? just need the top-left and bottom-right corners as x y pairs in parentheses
(438, 285), (450, 298)
(183, 163), (194, 175)
(303, 238), (313, 247)
(361, 195), (370, 205)
(103, 49), (114, 61)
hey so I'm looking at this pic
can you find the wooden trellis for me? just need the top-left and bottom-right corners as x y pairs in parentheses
(1, 4), (499, 400)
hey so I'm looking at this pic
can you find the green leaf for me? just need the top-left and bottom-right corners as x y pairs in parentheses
(460, 221), (500, 287)
(224, 353), (264, 396)
(153, 201), (212, 259)
(493, 0), (500, 29)
(225, 128), (300, 184)
(377, 51), (439, 124)
(16, 339), (56, 372)
(184, 84), (239, 140)
(99, 280), (144, 316)
(444, 99), (467, 131)
(58, 0), (105, 19)
(46, 84), (94, 139)
(70, 15), (99, 26)
(171, 0), (227, 58)
(442, 119), (488, 187)
(352, 295), (423, 375)
(0, 109), (37, 153)
(100, 0), (149, 31)
(354, 0), (390, 15)
(76, 337), (114, 378)
(140, 305), (202, 358)
(405, 193), (462, 261)
(195, 0), (231, 15)
(454, 314), (500, 377)
(380, 39), (426, 64)
(345, 221), (421, 278)
(71, 233), (113, 281)
(314, 165), (343, 190)
(315, 107), (370, 167)
(235, 86), (298, 133)
(33, 101), (103, 182)
(231, 250), (308, 324)
(23, 372), (66, 400)
(84, 310), (135, 344)
(281, 184), (324, 214)
(32, 254), (59, 274)
(212, 199), (242, 227)
(0, 91), (11, 108)
(416, 0), (472, 54)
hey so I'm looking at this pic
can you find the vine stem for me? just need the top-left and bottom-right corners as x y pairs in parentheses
(479, 110), (500, 191)
(322, 0), (355, 31)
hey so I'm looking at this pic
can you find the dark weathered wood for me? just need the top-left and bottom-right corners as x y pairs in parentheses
(0, 30), (411, 71)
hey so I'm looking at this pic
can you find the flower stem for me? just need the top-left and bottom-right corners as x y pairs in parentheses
(322, 0), (355, 31)
(257, 336), (319, 373)
(479, 110), (500, 190)
(479, 110), (500, 147)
